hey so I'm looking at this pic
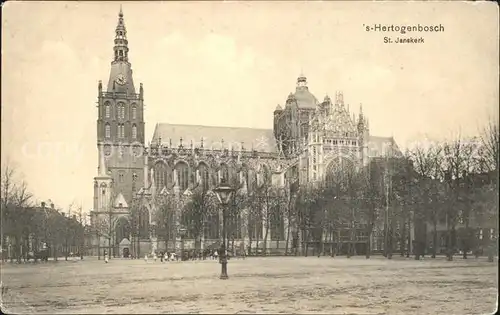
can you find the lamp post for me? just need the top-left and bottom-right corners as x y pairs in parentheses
(179, 226), (187, 261)
(213, 183), (235, 280)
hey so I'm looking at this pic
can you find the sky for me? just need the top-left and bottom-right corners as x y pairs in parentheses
(1, 1), (498, 213)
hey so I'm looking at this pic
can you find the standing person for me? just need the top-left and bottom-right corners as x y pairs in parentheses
(214, 250), (218, 261)
(104, 250), (108, 263)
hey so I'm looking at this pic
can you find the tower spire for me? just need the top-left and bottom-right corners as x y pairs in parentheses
(113, 7), (129, 63)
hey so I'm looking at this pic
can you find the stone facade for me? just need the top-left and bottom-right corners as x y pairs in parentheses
(89, 9), (401, 257)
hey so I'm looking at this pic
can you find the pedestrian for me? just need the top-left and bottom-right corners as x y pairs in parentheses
(104, 250), (108, 264)
(144, 254), (148, 262)
(214, 250), (218, 261)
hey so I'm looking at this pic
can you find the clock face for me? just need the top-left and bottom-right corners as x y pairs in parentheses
(115, 74), (127, 85)
(104, 145), (112, 156)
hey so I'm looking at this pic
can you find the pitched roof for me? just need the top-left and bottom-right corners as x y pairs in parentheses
(151, 123), (278, 153)
(367, 136), (402, 158)
(114, 193), (129, 208)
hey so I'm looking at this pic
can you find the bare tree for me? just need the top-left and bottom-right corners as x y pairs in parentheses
(182, 186), (215, 251)
(408, 142), (444, 259)
(358, 159), (385, 259)
(441, 135), (477, 261)
(1, 162), (34, 262)
(478, 116), (499, 175)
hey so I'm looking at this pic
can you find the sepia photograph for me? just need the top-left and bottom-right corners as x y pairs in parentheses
(1, 1), (499, 314)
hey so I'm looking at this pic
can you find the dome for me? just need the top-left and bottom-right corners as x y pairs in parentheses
(293, 75), (318, 109)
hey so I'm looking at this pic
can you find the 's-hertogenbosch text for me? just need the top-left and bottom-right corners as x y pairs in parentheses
(364, 24), (445, 34)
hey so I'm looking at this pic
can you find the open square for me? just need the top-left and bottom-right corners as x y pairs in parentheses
(1, 257), (497, 314)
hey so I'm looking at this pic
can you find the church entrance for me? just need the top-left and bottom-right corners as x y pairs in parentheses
(122, 247), (130, 258)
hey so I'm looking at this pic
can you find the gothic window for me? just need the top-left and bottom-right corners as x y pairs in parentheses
(117, 103), (125, 120)
(248, 210), (263, 240)
(118, 124), (125, 138)
(105, 103), (111, 118)
(205, 211), (220, 240)
(138, 207), (150, 239)
(154, 162), (168, 191)
(261, 165), (271, 185)
(198, 163), (210, 191)
(132, 105), (137, 120)
(132, 124), (137, 139)
(175, 162), (189, 191)
(105, 123), (111, 138)
(228, 210), (242, 239)
(270, 205), (284, 241)
(220, 164), (229, 184)
(115, 218), (131, 244)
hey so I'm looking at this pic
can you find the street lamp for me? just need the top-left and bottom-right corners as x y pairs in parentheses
(213, 183), (235, 280)
(179, 226), (187, 261)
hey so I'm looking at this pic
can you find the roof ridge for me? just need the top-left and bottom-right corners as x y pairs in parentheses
(156, 122), (272, 131)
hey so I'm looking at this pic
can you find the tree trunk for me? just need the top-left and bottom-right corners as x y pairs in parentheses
(432, 220), (437, 258)
(255, 223), (260, 256)
(387, 225), (393, 259)
(263, 222), (269, 256)
(285, 222), (290, 256)
(108, 237), (112, 261)
(463, 218), (470, 259)
(97, 233), (101, 260)
(34, 234), (39, 263)
(366, 226), (372, 259)
(65, 236), (69, 261)
(330, 229), (334, 257)
(400, 219), (406, 257)
(304, 228), (309, 257)
(407, 218), (411, 258)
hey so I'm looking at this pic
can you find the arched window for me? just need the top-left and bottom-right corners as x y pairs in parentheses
(198, 163), (210, 191)
(118, 124), (125, 138)
(115, 218), (131, 244)
(118, 171), (125, 183)
(105, 123), (111, 138)
(154, 162), (169, 191)
(175, 162), (189, 191)
(261, 165), (271, 185)
(117, 103), (125, 120)
(132, 105), (137, 120)
(105, 103), (111, 118)
(132, 124), (137, 139)
(138, 207), (150, 239)
(220, 164), (229, 184)
(270, 203), (284, 241)
(228, 209), (242, 240)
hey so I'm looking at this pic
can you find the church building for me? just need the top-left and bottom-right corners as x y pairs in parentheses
(89, 9), (400, 257)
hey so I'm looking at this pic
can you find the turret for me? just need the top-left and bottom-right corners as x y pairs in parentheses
(357, 103), (365, 134)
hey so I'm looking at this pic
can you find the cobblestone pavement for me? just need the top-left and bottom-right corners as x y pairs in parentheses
(1, 256), (497, 314)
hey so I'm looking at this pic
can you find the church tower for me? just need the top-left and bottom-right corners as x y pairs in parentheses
(96, 7), (145, 206)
